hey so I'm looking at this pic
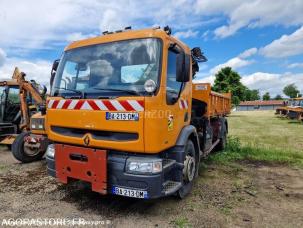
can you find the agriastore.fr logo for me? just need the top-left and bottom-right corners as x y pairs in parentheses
(1, 218), (111, 226)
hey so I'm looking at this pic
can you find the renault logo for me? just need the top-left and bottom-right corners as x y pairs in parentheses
(83, 134), (90, 146)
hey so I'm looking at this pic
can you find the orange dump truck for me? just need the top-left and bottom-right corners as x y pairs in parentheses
(44, 26), (231, 199)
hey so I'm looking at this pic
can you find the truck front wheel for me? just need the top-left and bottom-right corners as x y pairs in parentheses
(177, 140), (198, 199)
(12, 132), (45, 163)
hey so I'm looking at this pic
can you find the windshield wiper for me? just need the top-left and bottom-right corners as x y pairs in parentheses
(92, 87), (141, 96)
(53, 87), (85, 98)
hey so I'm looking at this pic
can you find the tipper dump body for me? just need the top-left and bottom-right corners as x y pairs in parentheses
(192, 83), (231, 117)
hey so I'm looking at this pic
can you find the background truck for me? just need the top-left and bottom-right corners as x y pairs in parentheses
(45, 26), (231, 199)
(287, 98), (303, 121)
(0, 68), (48, 162)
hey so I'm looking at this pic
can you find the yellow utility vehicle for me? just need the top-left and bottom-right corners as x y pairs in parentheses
(276, 98), (303, 121)
(287, 98), (303, 121)
(45, 27), (231, 199)
(0, 68), (48, 162)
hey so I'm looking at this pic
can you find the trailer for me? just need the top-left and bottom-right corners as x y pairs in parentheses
(44, 26), (231, 199)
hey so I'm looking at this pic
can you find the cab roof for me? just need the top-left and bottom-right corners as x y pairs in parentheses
(65, 28), (191, 54)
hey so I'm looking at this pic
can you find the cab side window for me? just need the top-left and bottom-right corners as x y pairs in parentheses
(166, 50), (182, 95)
(7, 87), (20, 104)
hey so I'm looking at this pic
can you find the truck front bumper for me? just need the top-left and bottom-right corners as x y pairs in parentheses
(46, 146), (184, 199)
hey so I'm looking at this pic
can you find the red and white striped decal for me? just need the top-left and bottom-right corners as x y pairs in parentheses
(179, 99), (188, 110)
(47, 99), (144, 112)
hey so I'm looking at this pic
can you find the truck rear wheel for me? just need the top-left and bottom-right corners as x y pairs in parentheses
(177, 140), (198, 199)
(12, 132), (45, 163)
(217, 131), (227, 151)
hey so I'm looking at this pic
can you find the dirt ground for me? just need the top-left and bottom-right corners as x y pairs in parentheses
(0, 147), (302, 227)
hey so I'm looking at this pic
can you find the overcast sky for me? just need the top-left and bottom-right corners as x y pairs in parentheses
(0, 0), (302, 97)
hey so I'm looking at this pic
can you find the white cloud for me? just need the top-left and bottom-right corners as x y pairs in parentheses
(174, 30), (199, 39)
(196, 0), (303, 38)
(238, 48), (258, 59)
(0, 0), (206, 53)
(65, 32), (97, 43)
(194, 47), (257, 88)
(260, 26), (303, 58)
(210, 47), (257, 74)
(242, 72), (303, 96)
(288, 62), (303, 69)
(193, 75), (215, 85)
(0, 58), (51, 87)
(194, 70), (303, 96)
(0, 0), (301, 57)
(210, 58), (253, 75)
(201, 30), (210, 41)
(0, 48), (6, 67)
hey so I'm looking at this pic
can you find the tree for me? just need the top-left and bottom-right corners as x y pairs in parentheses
(250, 89), (260, 101)
(244, 89), (260, 101)
(283, 83), (300, 98)
(274, 94), (283, 100)
(213, 67), (246, 106)
(263, 92), (270, 101)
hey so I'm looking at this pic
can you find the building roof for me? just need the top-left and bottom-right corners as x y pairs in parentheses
(239, 100), (285, 106)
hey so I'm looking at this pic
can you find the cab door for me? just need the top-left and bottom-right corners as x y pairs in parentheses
(143, 44), (191, 153)
(165, 48), (191, 146)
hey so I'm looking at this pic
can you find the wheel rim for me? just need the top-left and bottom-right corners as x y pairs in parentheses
(183, 155), (196, 182)
(24, 144), (40, 157)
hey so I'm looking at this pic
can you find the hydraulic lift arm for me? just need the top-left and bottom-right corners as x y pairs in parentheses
(12, 67), (45, 130)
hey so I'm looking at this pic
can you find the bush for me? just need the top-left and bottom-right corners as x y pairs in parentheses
(226, 136), (241, 152)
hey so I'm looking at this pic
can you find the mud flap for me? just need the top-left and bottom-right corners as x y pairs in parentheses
(55, 144), (107, 194)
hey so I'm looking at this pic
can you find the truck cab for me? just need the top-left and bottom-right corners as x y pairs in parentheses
(45, 27), (230, 199)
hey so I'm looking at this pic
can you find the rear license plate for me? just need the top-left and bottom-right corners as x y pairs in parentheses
(112, 186), (148, 199)
(106, 112), (139, 121)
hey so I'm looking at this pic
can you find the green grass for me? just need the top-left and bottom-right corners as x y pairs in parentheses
(172, 217), (191, 228)
(0, 164), (7, 171)
(209, 111), (303, 167)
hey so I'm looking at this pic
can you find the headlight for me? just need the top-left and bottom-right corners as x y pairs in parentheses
(31, 118), (45, 130)
(126, 158), (162, 174)
(46, 144), (55, 158)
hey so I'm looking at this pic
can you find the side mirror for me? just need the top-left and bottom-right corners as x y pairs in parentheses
(50, 59), (60, 89)
(52, 59), (59, 72)
(176, 53), (190, 82)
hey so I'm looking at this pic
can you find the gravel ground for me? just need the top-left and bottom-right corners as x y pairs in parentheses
(0, 147), (302, 227)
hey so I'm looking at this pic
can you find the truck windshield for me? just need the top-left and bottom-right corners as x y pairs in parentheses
(52, 38), (162, 98)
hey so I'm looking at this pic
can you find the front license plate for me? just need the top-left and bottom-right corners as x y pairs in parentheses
(112, 186), (148, 199)
(106, 112), (139, 121)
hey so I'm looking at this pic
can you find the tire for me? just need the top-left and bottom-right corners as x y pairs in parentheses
(177, 140), (198, 199)
(12, 131), (45, 163)
(216, 131), (227, 151)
